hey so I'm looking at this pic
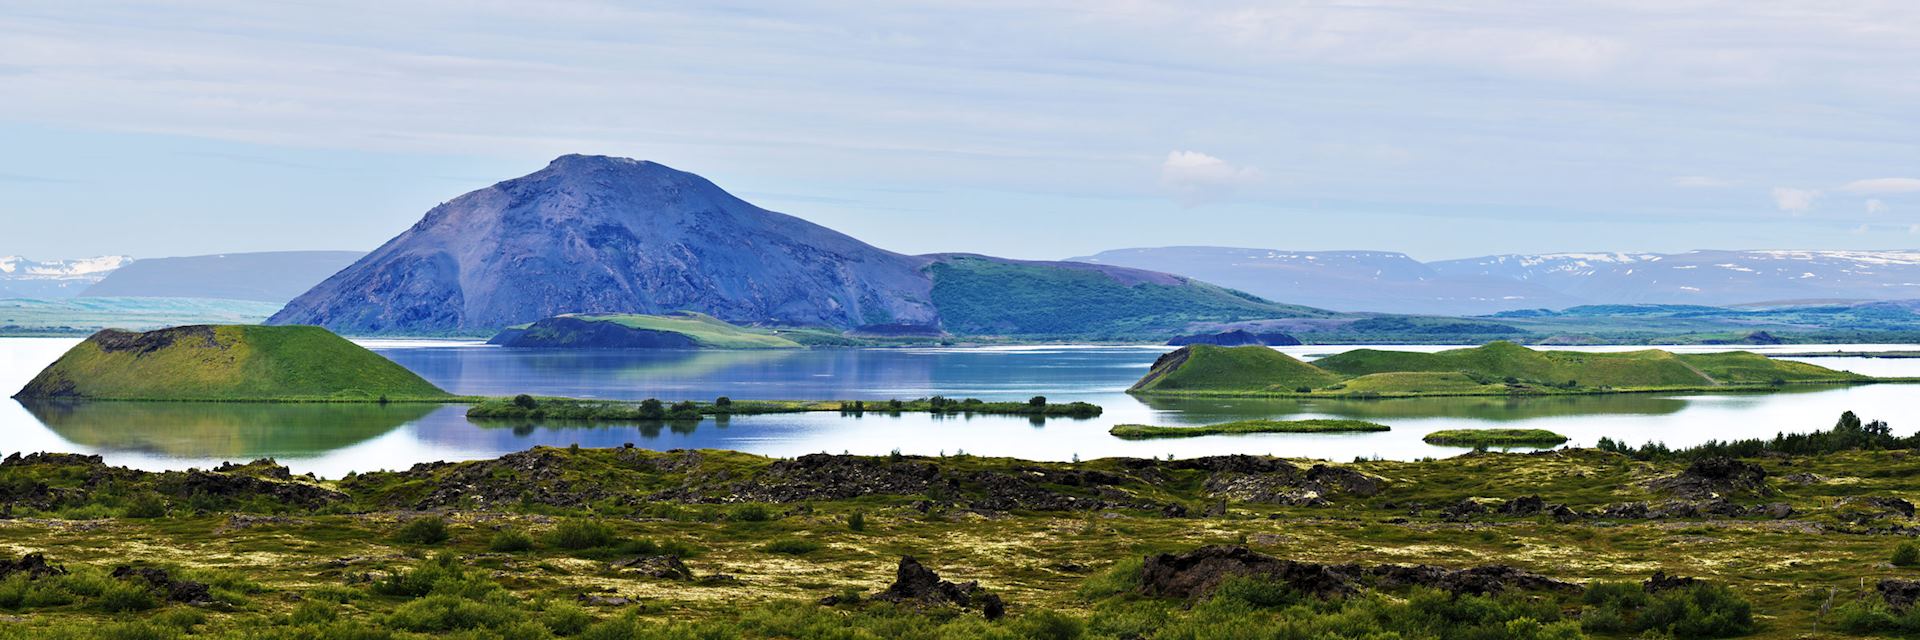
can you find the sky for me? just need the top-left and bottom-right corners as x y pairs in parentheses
(3, 1), (1920, 262)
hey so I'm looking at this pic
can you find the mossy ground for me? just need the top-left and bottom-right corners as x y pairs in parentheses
(1, 443), (1919, 637)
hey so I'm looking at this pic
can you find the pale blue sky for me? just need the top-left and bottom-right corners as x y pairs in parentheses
(3, 1), (1919, 261)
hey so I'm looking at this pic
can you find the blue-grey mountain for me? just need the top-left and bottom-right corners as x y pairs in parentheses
(1073, 247), (1920, 315)
(82, 251), (364, 303)
(269, 155), (1313, 337)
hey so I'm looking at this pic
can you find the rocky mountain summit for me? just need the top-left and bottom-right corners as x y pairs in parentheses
(271, 155), (1307, 336)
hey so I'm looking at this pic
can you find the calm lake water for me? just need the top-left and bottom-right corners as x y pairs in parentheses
(2, 337), (1918, 477)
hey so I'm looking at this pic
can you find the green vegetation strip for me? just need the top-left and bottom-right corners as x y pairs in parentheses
(468, 394), (1102, 421)
(1422, 428), (1570, 448)
(1109, 419), (1390, 439)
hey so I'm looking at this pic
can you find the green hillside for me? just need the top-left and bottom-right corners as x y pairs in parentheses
(1132, 342), (1875, 397)
(1129, 344), (1342, 393)
(13, 325), (450, 401)
(927, 255), (1332, 339)
(1314, 342), (1711, 388)
(491, 312), (804, 349)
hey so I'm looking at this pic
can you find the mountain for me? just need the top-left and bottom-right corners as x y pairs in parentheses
(489, 312), (804, 349)
(271, 155), (1318, 337)
(1428, 250), (1920, 307)
(81, 251), (363, 303)
(13, 325), (448, 401)
(1073, 247), (1920, 314)
(1067, 247), (1579, 315)
(0, 255), (133, 298)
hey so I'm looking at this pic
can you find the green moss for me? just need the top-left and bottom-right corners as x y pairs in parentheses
(1110, 419), (1390, 439)
(1134, 340), (1878, 398)
(13, 325), (449, 402)
(1422, 428), (1570, 448)
(1129, 345), (1342, 393)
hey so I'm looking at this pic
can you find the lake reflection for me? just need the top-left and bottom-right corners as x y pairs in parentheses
(3, 338), (1919, 476)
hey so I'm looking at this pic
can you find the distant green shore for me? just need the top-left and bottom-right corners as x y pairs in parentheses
(1109, 419), (1390, 439)
(466, 395), (1103, 421)
(1128, 341), (1903, 399)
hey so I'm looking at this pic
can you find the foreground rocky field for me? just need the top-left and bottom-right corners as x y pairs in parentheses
(1, 413), (1919, 638)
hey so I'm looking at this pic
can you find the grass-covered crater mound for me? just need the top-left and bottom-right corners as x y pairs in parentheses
(1423, 429), (1571, 448)
(1110, 419), (1390, 439)
(12, 325), (450, 402)
(489, 312), (805, 349)
(1131, 341), (1874, 398)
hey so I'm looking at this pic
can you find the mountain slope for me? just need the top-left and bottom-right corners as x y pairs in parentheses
(82, 251), (363, 303)
(489, 312), (804, 349)
(271, 155), (1321, 337)
(13, 325), (448, 401)
(1068, 247), (1580, 314)
(271, 155), (940, 335)
(925, 254), (1326, 338)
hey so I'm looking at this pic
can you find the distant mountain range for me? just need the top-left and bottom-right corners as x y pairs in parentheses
(81, 251), (363, 303)
(0, 255), (132, 298)
(270, 155), (1317, 337)
(1070, 247), (1920, 315)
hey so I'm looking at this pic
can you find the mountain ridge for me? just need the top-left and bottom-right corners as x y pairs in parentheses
(270, 155), (1313, 337)
(1072, 246), (1920, 315)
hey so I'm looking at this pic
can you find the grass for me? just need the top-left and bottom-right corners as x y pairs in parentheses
(5, 411), (1920, 637)
(0, 414), (1913, 637)
(1422, 428), (1571, 448)
(1129, 344), (1342, 393)
(1110, 419), (1390, 439)
(1131, 341), (1878, 399)
(12, 324), (450, 402)
(496, 311), (805, 349)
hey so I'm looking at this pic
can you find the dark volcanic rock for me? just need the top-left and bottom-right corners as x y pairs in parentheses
(1835, 496), (1916, 521)
(1883, 579), (1920, 612)
(1644, 571), (1698, 593)
(727, 454), (943, 503)
(1139, 546), (1578, 600)
(112, 566), (212, 605)
(612, 555), (694, 581)
(1194, 459), (1383, 506)
(1140, 546), (1360, 600)
(1648, 457), (1769, 499)
(357, 449), (611, 509)
(0, 554), (67, 580)
(872, 556), (1001, 618)
(173, 469), (345, 509)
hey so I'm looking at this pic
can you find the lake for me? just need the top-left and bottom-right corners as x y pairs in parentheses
(3, 337), (1918, 477)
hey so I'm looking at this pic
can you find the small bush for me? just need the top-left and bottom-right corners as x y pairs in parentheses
(847, 511), (866, 532)
(1895, 542), (1920, 567)
(93, 581), (159, 613)
(728, 504), (772, 522)
(512, 394), (538, 410)
(489, 529), (535, 553)
(392, 516), (451, 545)
(760, 538), (822, 555)
(548, 520), (618, 550)
(386, 593), (523, 632)
(123, 494), (168, 519)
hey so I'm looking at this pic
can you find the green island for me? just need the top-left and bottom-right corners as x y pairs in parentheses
(1109, 418), (1390, 439)
(468, 395), (1104, 421)
(1129, 341), (1883, 398)
(1423, 428), (1572, 448)
(10, 325), (451, 402)
(4, 412), (1920, 637)
(488, 312), (807, 349)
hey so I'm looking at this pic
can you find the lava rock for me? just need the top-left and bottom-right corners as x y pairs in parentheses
(112, 566), (212, 605)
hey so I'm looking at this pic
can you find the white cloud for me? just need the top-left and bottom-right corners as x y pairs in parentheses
(1160, 150), (1262, 204)
(1671, 176), (1732, 188)
(1867, 199), (1889, 214)
(1771, 187), (1819, 213)
(1840, 178), (1920, 194)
